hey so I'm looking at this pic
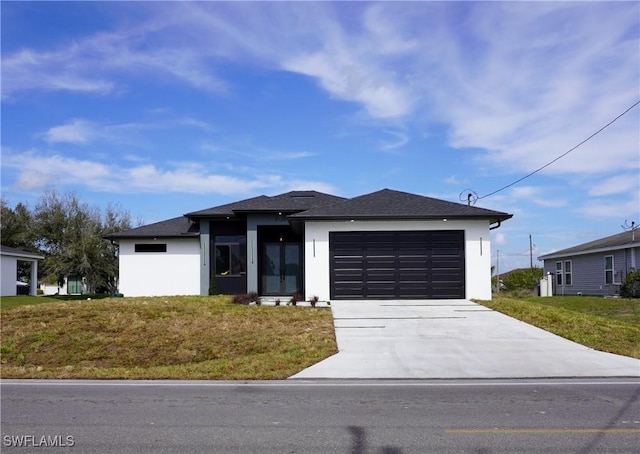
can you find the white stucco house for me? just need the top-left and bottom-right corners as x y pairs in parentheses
(40, 276), (87, 296)
(1, 245), (44, 296)
(105, 189), (512, 300)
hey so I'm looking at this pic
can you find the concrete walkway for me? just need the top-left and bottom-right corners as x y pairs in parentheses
(291, 300), (640, 379)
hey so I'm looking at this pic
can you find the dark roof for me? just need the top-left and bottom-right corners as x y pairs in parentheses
(289, 189), (513, 221)
(538, 230), (640, 260)
(185, 191), (346, 218)
(104, 217), (199, 240)
(0, 245), (44, 259)
(109, 188), (512, 240)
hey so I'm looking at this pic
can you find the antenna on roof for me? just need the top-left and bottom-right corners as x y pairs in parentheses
(622, 220), (637, 241)
(459, 189), (478, 206)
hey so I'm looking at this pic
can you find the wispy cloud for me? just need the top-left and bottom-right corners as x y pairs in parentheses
(493, 232), (507, 247)
(379, 129), (409, 151)
(2, 49), (115, 98)
(1, 13), (228, 99)
(44, 119), (99, 144)
(575, 195), (640, 219)
(3, 2), (638, 177)
(42, 117), (213, 146)
(507, 186), (568, 209)
(445, 175), (464, 186)
(588, 174), (639, 197)
(3, 150), (332, 196)
(416, 2), (640, 176)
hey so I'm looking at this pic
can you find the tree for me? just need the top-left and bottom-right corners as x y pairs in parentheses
(1, 197), (40, 282)
(1, 198), (36, 251)
(28, 190), (134, 293)
(98, 203), (134, 293)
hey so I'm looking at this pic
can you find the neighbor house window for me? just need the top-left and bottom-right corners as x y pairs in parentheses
(215, 235), (246, 276)
(135, 243), (167, 253)
(604, 256), (614, 285)
(555, 261), (563, 286)
(564, 260), (572, 286)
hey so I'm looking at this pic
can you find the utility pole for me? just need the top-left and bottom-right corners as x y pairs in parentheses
(529, 234), (533, 268)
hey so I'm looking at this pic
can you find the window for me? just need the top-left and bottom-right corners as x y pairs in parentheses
(564, 260), (572, 286)
(215, 235), (246, 276)
(135, 243), (167, 253)
(604, 256), (614, 285)
(555, 261), (563, 286)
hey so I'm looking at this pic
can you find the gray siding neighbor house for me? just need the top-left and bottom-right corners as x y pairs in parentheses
(538, 230), (639, 296)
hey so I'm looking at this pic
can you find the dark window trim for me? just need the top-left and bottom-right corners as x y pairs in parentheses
(135, 243), (167, 253)
(555, 261), (563, 286)
(604, 255), (614, 285)
(214, 236), (247, 277)
(564, 260), (572, 286)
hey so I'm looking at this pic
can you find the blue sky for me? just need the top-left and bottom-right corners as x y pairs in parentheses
(2, 1), (639, 273)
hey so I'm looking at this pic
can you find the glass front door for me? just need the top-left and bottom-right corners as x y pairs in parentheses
(262, 242), (301, 295)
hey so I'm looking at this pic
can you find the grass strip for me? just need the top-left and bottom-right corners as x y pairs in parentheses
(477, 296), (640, 359)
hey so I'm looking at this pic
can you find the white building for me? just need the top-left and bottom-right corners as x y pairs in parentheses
(106, 189), (512, 300)
(1, 245), (44, 296)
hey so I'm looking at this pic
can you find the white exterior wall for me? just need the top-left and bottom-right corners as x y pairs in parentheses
(303, 219), (493, 301)
(118, 238), (201, 297)
(1, 255), (18, 296)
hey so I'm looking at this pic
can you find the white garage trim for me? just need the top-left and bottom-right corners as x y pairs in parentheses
(303, 219), (493, 301)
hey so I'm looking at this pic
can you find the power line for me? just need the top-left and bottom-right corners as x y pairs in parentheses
(468, 100), (640, 202)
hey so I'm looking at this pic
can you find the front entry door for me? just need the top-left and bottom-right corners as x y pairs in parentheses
(262, 243), (301, 295)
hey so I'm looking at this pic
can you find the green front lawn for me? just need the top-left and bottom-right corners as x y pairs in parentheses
(477, 295), (640, 359)
(0, 295), (337, 379)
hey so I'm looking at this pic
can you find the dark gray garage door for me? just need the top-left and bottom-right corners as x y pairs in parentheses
(329, 231), (465, 300)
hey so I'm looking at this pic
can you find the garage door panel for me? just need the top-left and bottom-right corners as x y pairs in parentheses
(366, 260), (395, 269)
(330, 230), (465, 300)
(431, 261), (463, 270)
(333, 260), (364, 270)
(399, 257), (429, 265)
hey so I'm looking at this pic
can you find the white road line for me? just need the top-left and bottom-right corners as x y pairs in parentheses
(1, 380), (639, 387)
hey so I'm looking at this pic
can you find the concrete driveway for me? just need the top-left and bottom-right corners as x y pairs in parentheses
(291, 300), (640, 379)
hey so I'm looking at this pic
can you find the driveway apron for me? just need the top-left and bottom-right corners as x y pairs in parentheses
(290, 300), (640, 379)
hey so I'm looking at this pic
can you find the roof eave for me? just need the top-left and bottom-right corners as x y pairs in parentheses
(539, 242), (640, 260)
(290, 214), (512, 222)
(104, 233), (200, 241)
(1, 252), (45, 260)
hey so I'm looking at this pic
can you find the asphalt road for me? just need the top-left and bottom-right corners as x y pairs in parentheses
(1, 379), (639, 453)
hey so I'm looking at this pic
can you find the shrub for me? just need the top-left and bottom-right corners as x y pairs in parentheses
(502, 268), (544, 291)
(289, 292), (303, 306)
(208, 275), (219, 295)
(621, 270), (640, 298)
(231, 292), (259, 305)
(309, 295), (319, 307)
